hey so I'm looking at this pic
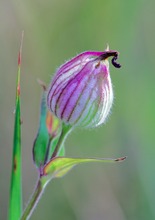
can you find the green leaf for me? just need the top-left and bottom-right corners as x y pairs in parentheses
(33, 83), (63, 169)
(33, 91), (49, 168)
(42, 156), (126, 182)
(9, 32), (24, 220)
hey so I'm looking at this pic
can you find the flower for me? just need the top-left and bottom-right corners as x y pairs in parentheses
(47, 49), (121, 128)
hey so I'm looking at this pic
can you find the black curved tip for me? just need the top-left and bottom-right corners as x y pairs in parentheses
(111, 56), (121, 68)
(98, 50), (121, 69)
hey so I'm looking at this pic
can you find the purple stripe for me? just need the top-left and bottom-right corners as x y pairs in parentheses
(51, 61), (80, 87)
(48, 64), (84, 109)
(94, 77), (110, 126)
(86, 80), (103, 127)
(94, 86), (105, 125)
(48, 56), (90, 101)
(62, 61), (95, 122)
(57, 51), (103, 75)
(54, 65), (89, 117)
(60, 82), (79, 120)
(56, 81), (79, 118)
(47, 51), (104, 106)
(50, 54), (89, 89)
(49, 59), (94, 113)
(53, 67), (80, 97)
(66, 72), (94, 123)
(60, 66), (92, 120)
(52, 51), (103, 85)
(81, 99), (97, 127)
(74, 79), (98, 125)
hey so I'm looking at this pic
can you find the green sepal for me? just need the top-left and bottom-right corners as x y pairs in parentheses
(33, 91), (49, 168)
(41, 156), (126, 183)
(33, 87), (63, 169)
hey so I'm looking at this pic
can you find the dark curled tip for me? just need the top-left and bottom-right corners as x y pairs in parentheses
(111, 56), (121, 68)
(99, 50), (121, 69)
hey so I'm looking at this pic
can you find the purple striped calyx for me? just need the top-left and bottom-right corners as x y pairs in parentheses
(47, 49), (121, 128)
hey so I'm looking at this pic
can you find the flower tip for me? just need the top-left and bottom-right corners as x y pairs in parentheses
(100, 47), (121, 69)
(105, 44), (109, 51)
(111, 54), (121, 68)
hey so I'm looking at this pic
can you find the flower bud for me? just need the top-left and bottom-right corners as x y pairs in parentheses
(46, 111), (61, 137)
(47, 50), (121, 128)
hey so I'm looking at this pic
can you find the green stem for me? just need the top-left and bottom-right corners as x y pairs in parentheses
(51, 123), (72, 158)
(20, 179), (46, 220)
(20, 124), (72, 220)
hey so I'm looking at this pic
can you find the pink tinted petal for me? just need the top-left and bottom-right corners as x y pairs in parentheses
(47, 49), (121, 128)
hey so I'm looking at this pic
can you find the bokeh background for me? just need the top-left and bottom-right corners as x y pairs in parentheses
(1, 0), (155, 219)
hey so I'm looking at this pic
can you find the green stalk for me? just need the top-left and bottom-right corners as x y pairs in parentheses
(51, 123), (72, 158)
(20, 123), (71, 219)
(9, 32), (24, 220)
(20, 179), (46, 220)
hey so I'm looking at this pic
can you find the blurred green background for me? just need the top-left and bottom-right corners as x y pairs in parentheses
(1, 0), (155, 219)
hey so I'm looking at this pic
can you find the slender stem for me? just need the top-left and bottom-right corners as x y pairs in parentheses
(51, 123), (72, 158)
(20, 124), (72, 220)
(20, 179), (45, 220)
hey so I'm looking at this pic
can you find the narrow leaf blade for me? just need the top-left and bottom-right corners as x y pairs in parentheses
(9, 32), (24, 220)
